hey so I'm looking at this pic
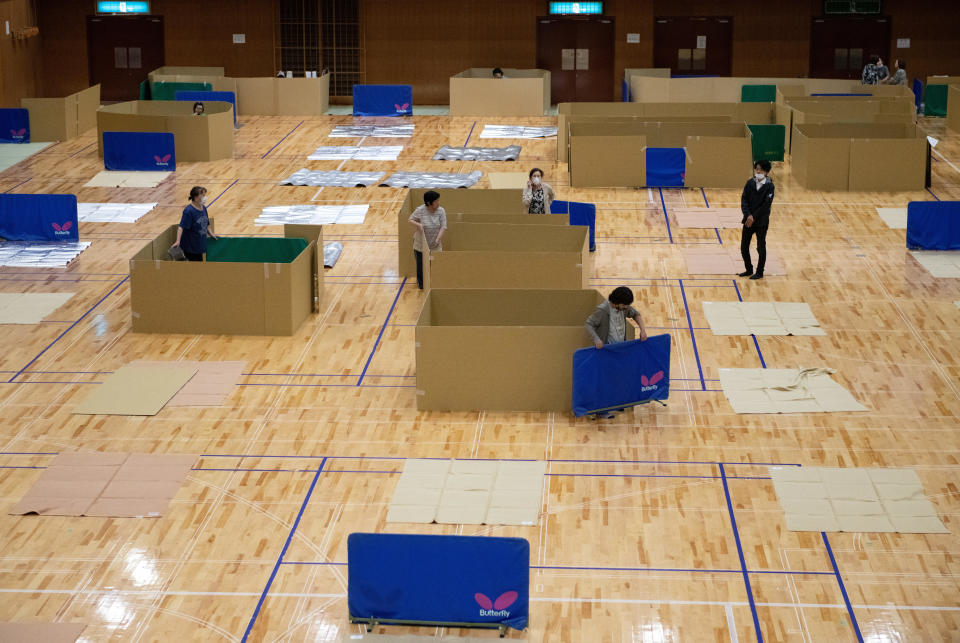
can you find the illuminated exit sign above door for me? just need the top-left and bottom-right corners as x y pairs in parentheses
(97, 1), (151, 14)
(549, 2), (603, 15)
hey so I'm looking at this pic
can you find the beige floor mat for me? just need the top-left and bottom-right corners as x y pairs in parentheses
(719, 367), (867, 414)
(681, 246), (786, 276)
(702, 301), (824, 336)
(83, 171), (170, 188)
(73, 363), (197, 415)
(0, 292), (74, 324)
(674, 207), (743, 229)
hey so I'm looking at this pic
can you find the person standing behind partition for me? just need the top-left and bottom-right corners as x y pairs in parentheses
(492, 67), (505, 79)
(738, 160), (775, 280)
(409, 190), (447, 290)
(173, 186), (217, 261)
(883, 59), (907, 85)
(192, 102), (205, 116)
(522, 168), (555, 214)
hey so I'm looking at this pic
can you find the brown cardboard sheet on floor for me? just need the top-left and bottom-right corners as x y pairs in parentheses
(0, 623), (86, 643)
(134, 360), (247, 407)
(681, 246), (786, 276)
(387, 458), (545, 526)
(0, 293), (74, 324)
(73, 364), (198, 415)
(84, 171), (170, 188)
(770, 466), (949, 533)
(673, 208), (743, 229)
(10, 452), (195, 517)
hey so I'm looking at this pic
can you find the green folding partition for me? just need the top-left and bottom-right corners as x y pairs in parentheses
(747, 124), (785, 162)
(924, 84), (948, 117)
(150, 82), (213, 101)
(205, 237), (308, 263)
(741, 84), (777, 103)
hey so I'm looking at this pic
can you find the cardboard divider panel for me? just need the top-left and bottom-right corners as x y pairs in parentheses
(949, 86), (960, 133)
(129, 223), (320, 335)
(449, 68), (551, 116)
(426, 223), (590, 290)
(20, 85), (101, 142)
(416, 289), (610, 411)
(397, 189), (524, 278)
(96, 100), (233, 162)
(630, 76), (912, 105)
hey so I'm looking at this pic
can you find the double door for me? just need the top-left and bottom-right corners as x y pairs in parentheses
(809, 16), (891, 79)
(87, 15), (165, 101)
(536, 16), (615, 103)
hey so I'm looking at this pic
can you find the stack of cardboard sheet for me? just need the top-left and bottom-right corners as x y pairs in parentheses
(703, 301), (824, 336)
(387, 459), (547, 526)
(10, 452), (196, 517)
(719, 367), (867, 414)
(770, 466), (949, 533)
(0, 293), (74, 324)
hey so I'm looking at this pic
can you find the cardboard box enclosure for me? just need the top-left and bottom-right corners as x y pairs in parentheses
(949, 86), (960, 134)
(629, 76), (912, 104)
(449, 68), (550, 116)
(20, 85), (101, 142)
(397, 189), (526, 278)
(416, 289), (633, 411)
(424, 223), (591, 290)
(96, 100), (234, 162)
(568, 121), (753, 188)
(775, 95), (916, 153)
(790, 123), (926, 191)
(129, 224), (322, 336)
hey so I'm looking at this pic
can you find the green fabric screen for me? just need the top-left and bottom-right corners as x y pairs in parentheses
(748, 124), (786, 162)
(924, 84), (948, 117)
(139, 80), (151, 100)
(741, 84), (777, 103)
(150, 82), (213, 101)
(205, 237), (308, 264)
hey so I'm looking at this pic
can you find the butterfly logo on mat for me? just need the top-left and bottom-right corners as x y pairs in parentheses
(475, 590), (518, 617)
(154, 154), (172, 166)
(395, 103), (410, 112)
(51, 221), (73, 236)
(10, 128), (26, 139)
(641, 370), (664, 392)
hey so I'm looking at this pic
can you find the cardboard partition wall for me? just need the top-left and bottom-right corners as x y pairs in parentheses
(20, 85), (101, 142)
(629, 76), (910, 104)
(791, 123), (926, 191)
(415, 289), (625, 411)
(449, 68), (551, 116)
(776, 95), (917, 153)
(397, 188), (525, 278)
(148, 66), (226, 83)
(949, 86), (960, 133)
(96, 100), (234, 162)
(568, 121), (752, 188)
(556, 101), (774, 162)
(129, 223), (321, 335)
(424, 223), (591, 290)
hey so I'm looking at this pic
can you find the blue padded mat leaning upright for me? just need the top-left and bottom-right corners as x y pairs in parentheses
(572, 334), (671, 416)
(0, 108), (30, 143)
(550, 199), (596, 251)
(103, 131), (176, 172)
(352, 85), (413, 117)
(0, 194), (79, 242)
(645, 148), (685, 187)
(906, 201), (960, 250)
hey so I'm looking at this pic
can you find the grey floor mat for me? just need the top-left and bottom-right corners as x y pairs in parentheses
(432, 145), (521, 161)
(380, 171), (483, 189)
(0, 242), (92, 267)
(328, 125), (414, 138)
(478, 125), (557, 138)
(323, 242), (343, 268)
(279, 169), (385, 187)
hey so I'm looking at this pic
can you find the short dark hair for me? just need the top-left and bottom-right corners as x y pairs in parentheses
(754, 159), (772, 173)
(423, 190), (440, 205)
(528, 167), (543, 178)
(193, 101), (204, 112)
(609, 286), (634, 306)
(896, 58), (906, 69)
(492, 67), (503, 76)
(868, 54), (879, 65)
(189, 186), (206, 201)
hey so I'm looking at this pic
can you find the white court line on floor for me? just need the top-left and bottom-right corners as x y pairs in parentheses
(725, 604), (740, 643)
(932, 149), (960, 177)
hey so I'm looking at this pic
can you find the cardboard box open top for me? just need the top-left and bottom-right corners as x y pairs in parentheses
(791, 122), (926, 191)
(129, 223), (322, 335)
(397, 189), (526, 278)
(629, 76), (912, 104)
(424, 223), (590, 290)
(450, 68), (550, 116)
(416, 289), (628, 411)
(20, 85), (100, 142)
(96, 100), (234, 162)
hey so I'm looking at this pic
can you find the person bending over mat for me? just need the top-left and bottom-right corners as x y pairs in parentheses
(409, 190), (446, 290)
(738, 160), (774, 280)
(522, 167), (554, 214)
(173, 186), (217, 261)
(585, 287), (649, 419)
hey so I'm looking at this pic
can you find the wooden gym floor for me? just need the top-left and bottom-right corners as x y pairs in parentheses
(0, 113), (958, 642)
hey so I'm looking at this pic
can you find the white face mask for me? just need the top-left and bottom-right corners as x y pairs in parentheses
(201, 195), (207, 204)
(532, 176), (541, 185)
(755, 173), (765, 182)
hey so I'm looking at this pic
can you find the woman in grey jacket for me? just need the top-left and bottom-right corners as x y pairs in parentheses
(585, 287), (648, 349)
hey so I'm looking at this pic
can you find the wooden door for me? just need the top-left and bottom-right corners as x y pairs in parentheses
(536, 16), (615, 103)
(87, 15), (165, 101)
(653, 16), (732, 76)
(810, 16), (891, 79)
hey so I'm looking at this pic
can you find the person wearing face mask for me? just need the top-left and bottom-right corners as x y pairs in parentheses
(522, 168), (554, 214)
(739, 160), (775, 280)
(408, 190), (447, 290)
(173, 186), (217, 261)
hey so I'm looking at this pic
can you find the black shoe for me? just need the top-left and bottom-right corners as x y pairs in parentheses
(749, 273), (764, 280)
(738, 270), (753, 277)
